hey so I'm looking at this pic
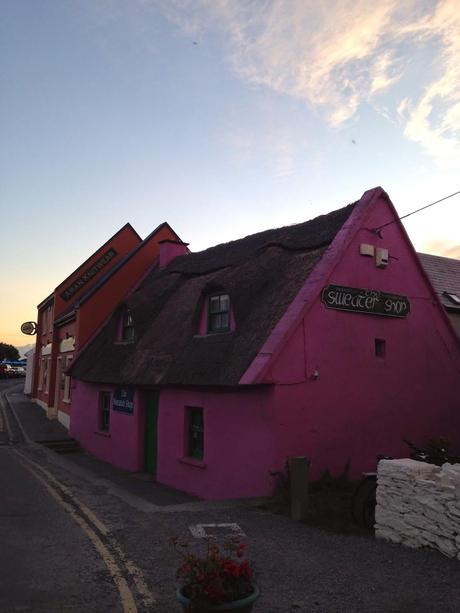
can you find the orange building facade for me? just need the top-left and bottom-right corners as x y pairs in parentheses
(32, 221), (180, 428)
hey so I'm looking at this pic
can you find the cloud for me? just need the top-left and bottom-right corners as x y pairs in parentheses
(399, 1), (460, 161)
(156, 0), (460, 161)
(423, 240), (460, 259)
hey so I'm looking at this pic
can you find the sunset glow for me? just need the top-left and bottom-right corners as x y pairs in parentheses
(2, 0), (459, 347)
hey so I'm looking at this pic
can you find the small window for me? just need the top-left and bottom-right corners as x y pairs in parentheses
(187, 407), (204, 460)
(99, 392), (111, 432)
(443, 291), (460, 305)
(42, 358), (48, 392)
(121, 310), (135, 342)
(63, 356), (73, 402)
(208, 294), (230, 333)
(375, 338), (386, 358)
(59, 357), (66, 390)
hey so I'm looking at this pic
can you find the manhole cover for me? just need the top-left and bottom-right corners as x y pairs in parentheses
(189, 523), (246, 539)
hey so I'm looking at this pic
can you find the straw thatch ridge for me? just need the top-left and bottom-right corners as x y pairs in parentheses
(70, 202), (357, 387)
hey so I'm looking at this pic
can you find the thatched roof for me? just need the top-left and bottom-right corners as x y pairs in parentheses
(70, 202), (356, 387)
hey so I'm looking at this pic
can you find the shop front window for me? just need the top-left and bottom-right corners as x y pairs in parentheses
(187, 407), (204, 460)
(99, 392), (111, 432)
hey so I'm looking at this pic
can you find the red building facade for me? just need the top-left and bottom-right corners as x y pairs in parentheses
(32, 222), (180, 428)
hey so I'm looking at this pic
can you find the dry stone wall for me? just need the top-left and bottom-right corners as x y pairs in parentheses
(375, 459), (460, 559)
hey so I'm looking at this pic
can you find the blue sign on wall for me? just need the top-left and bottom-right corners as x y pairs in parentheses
(113, 388), (134, 414)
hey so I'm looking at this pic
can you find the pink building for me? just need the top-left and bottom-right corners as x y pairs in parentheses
(69, 188), (460, 500)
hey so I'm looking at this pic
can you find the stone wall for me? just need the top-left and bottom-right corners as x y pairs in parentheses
(375, 459), (460, 559)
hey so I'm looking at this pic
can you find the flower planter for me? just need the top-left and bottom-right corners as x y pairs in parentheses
(176, 585), (260, 612)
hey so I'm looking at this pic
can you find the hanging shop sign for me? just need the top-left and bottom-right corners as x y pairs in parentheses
(113, 387), (134, 414)
(60, 248), (118, 302)
(322, 284), (410, 318)
(20, 321), (37, 335)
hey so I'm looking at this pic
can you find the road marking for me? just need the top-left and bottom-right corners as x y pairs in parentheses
(14, 448), (156, 612)
(189, 523), (246, 539)
(0, 392), (13, 441)
(18, 458), (137, 613)
(1, 387), (28, 442)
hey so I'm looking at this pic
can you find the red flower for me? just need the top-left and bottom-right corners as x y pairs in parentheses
(170, 537), (255, 606)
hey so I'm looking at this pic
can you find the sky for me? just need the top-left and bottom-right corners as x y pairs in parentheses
(1, 0), (460, 347)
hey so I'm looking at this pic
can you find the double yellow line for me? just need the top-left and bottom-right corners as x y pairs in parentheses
(13, 447), (156, 612)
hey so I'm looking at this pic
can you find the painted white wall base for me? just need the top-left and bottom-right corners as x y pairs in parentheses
(33, 398), (49, 412)
(58, 410), (70, 430)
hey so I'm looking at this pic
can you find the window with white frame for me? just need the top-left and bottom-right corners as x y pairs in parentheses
(121, 309), (135, 342)
(99, 391), (111, 432)
(42, 358), (49, 392)
(38, 358), (43, 391)
(208, 294), (230, 333)
(186, 407), (204, 460)
(63, 355), (73, 402)
(59, 357), (66, 391)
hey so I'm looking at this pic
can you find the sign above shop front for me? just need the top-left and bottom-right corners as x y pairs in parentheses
(20, 321), (37, 335)
(322, 284), (410, 318)
(60, 248), (118, 302)
(113, 387), (134, 414)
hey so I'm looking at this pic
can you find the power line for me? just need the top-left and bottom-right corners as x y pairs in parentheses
(372, 189), (460, 236)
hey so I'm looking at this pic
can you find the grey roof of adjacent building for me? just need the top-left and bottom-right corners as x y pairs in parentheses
(418, 252), (460, 311)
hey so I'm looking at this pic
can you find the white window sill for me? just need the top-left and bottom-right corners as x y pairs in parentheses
(193, 331), (234, 338)
(94, 431), (111, 438)
(179, 457), (206, 469)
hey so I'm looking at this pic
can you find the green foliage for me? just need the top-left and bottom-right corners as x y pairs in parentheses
(0, 342), (20, 361)
(405, 437), (460, 465)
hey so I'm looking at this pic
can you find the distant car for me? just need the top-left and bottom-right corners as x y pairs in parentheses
(0, 364), (15, 378)
(10, 365), (26, 377)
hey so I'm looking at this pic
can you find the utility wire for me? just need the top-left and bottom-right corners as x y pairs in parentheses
(372, 189), (460, 235)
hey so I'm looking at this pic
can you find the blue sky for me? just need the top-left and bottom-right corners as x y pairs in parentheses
(1, 0), (460, 346)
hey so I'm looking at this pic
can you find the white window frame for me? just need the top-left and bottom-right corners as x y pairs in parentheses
(63, 354), (73, 403)
(38, 358), (43, 391)
(43, 358), (49, 394)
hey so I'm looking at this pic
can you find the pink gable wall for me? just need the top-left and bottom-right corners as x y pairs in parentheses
(265, 192), (460, 479)
(157, 387), (275, 500)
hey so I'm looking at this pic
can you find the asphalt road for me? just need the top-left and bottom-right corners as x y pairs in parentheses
(1, 380), (460, 612)
(0, 444), (120, 612)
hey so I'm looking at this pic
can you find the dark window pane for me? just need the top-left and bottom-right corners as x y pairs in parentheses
(209, 296), (220, 313)
(208, 294), (230, 333)
(100, 392), (111, 432)
(220, 294), (229, 312)
(122, 310), (135, 342)
(187, 407), (204, 460)
(375, 338), (386, 358)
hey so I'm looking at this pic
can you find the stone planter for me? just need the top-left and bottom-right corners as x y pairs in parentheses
(176, 586), (260, 612)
